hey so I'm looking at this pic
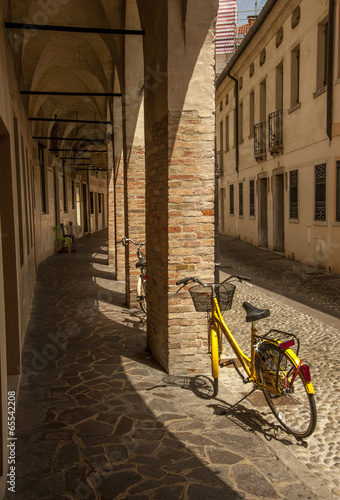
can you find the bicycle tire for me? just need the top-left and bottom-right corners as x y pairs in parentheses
(258, 345), (317, 438)
(210, 329), (219, 396)
(137, 275), (147, 313)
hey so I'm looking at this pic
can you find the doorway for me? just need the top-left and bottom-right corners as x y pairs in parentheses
(274, 173), (284, 252)
(53, 166), (59, 226)
(94, 192), (98, 231)
(259, 177), (268, 248)
(82, 184), (88, 233)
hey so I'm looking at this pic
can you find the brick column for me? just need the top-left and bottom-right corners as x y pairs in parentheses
(113, 94), (126, 281)
(107, 123), (115, 266)
(141, 0), (218, 373)
(124, 0), (146, 308)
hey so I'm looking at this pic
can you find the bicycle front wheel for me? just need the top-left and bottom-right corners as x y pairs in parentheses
(136, 275), (147, 313)
(261, 348), (317, 438)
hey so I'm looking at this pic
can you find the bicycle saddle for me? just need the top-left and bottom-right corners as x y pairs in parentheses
(136, 259), (146, 268)
(242, 302), (270, 322)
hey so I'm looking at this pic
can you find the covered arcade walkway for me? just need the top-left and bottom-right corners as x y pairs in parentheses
(6, 231), (320, 499)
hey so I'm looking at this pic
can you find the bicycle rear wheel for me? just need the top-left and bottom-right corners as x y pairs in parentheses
(259, 346), (317, 438)
(210, 329), (219, 396)
(137, 275), (147, 313)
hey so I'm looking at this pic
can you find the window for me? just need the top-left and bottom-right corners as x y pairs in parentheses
(225, 94), (229, 105)
(225, 115), (229, 151)
(260, 79), (266, 122)
(21, 138), (30, 255)
(316, 18), (329, 91)
(276, 27), (283, 47)
(239, 76), (243, 90)
(90, 191), (94, 215)
(39, 144), (47, 214)
(62, 161), (67, 212)
(292, 6), (300, 29)
(249, 180), (255, 216)
(249, 91), (255, 138)
(220, 100), (223, 111)
(230, 185), (234, 215)
(249, 63), (254, 78)
(291, 45), (300, 107)
(238, 101), (243, 143)
(289, 170), (298, 219)
(14, 118), (24, 265)
(219, 120), (224, 152)
(71, 180), (75, 210)
(219, 120), (224, 173)
(260, 48), (266, 66)
(276, 62), (283, 110)
(239, 183), (243, 216)
(315, 163), (326, 221)
(98, 192), (102, 214)
(336, 161), (340, 221)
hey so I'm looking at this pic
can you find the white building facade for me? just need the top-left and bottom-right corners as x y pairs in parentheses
(216, 0), (340, 274)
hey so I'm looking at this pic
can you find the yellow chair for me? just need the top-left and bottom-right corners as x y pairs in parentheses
(54, 226), (71, 254)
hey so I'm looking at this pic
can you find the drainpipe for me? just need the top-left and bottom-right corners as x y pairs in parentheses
(214, 144), (220, 285)
(228, 70), (239, 173)
(326, 0), (335, 141)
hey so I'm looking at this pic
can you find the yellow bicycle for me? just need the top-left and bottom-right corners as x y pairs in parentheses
(176, 275), (317, 438)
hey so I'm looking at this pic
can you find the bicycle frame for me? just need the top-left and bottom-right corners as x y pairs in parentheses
(210, 294), (252, 380)
(209, 293), (314, 395)
(117, 237), (146, 313)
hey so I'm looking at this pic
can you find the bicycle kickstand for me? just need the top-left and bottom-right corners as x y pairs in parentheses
(220, 359), (249, 384)
(223, 386), (258, 414)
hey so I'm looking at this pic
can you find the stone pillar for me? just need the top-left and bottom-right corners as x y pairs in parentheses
(112, 91), (126, 281)
(123, 0), (146, 308)
(140, 0), (218, 373)
(107, 122), (115, 265)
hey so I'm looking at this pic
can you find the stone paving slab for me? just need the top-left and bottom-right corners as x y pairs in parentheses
(4, 231), (338, 499)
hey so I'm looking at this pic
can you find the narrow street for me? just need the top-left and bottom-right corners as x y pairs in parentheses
(6, 231), (340, 499)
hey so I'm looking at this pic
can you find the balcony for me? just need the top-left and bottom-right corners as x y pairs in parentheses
(268, 110), (283, 155)
(254, 121), (266, 161)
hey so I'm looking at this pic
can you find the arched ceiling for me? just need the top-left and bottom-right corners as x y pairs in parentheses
(6, 0), (141, 160)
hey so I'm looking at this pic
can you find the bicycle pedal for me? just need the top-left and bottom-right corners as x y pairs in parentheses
(220, 360), (234, 368)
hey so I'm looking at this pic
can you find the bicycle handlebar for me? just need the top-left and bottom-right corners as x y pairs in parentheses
(117, 237), (144, 247)
(117, 237), (145, 260)
(176, 274), (252, 292)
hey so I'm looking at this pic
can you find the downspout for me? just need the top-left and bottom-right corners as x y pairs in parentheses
(326, 0), (335, 141)
(214, 143), (220, 285)
(228, 70), (239, 173)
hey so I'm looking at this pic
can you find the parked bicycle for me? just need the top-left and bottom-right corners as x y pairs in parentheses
(117, 237), (147, 313)
(176, 275), (317, 438)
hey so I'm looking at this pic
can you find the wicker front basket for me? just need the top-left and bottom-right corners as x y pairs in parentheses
(189, 283), (236, 313)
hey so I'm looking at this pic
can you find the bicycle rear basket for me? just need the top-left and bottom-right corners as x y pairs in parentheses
(257, 343), (285, 374)
(189, 283), (235, 313)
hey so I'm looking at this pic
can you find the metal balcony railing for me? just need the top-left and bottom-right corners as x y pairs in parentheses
(268, 110), (283, 154)
(254, 121), (266, 160)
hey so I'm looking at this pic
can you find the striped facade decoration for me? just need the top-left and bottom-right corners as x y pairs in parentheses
(216, 0), (237, 54)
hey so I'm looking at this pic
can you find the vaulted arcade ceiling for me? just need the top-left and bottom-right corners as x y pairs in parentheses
(5, 0), (143, 162)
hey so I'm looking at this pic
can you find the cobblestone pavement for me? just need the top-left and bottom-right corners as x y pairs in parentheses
(6, 231), (339, 499)
(219, 234), (340, 318)
(218, 234), (340, 497)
